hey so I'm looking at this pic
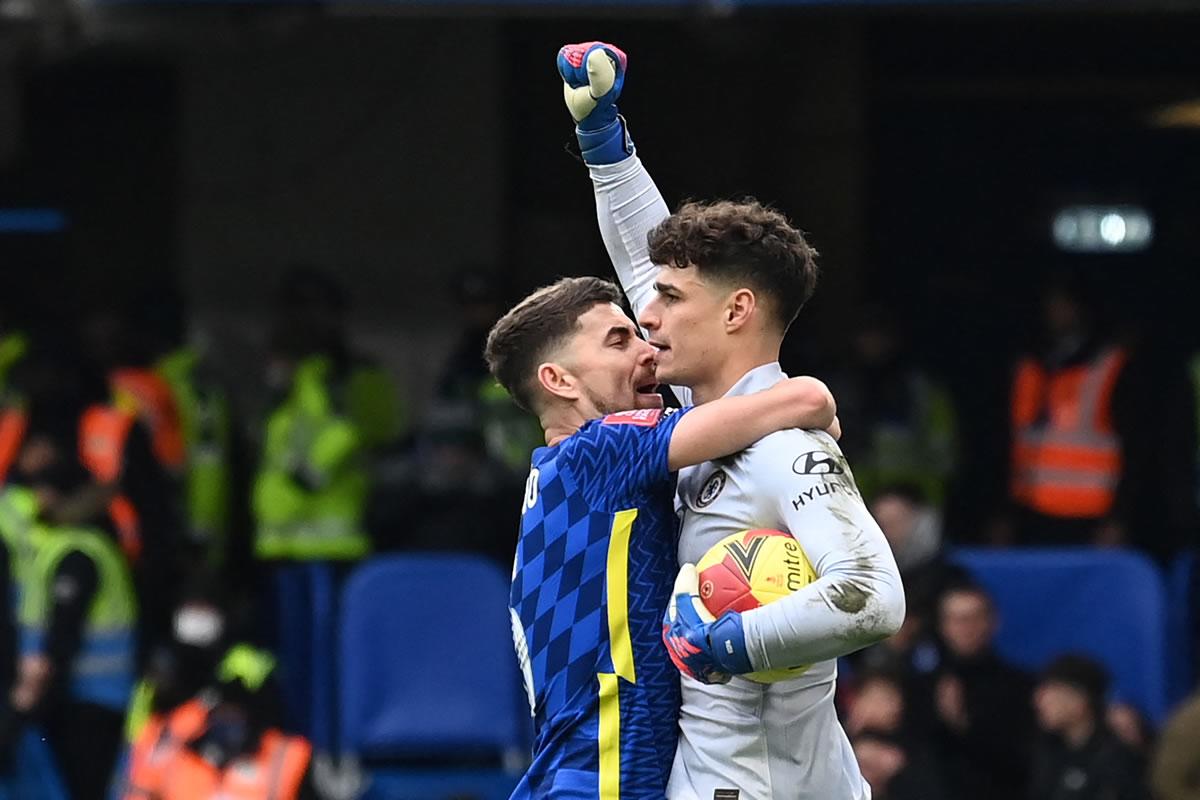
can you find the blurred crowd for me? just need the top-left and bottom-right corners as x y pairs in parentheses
(0, 260), (1195, 799)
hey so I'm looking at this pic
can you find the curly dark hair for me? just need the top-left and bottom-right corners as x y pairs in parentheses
(647, 199), (819, 330)
(484, 276), (622, 412)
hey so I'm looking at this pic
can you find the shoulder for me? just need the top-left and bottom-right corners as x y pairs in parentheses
(742, 428), (844, 470)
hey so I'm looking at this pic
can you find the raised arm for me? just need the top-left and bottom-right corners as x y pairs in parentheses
(666, 377), (835, 472)
(557, 41), (693, 406)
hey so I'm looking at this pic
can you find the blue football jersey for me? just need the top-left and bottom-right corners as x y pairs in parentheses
(509, 406), (690, 800)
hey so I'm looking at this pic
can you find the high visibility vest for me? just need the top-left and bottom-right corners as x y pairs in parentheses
(478, 379), (544, 474)
(0, 406), (28, 485)
(111, 367), (187, 472)
(853, 374), (958, 505)
(125, 643), (275, 745)
(124, 697), (212, 800)
(157, 348), (232, 564)
(0, 485), (39, 596)
(79, 405), (143, 562)
(157, 729), (311, 800)
(253, 356), (369, 561)
(19, 525), (138, 711)
(1011, 347), (1128, 519)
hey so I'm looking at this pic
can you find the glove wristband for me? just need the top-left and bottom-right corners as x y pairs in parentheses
(707, 612), (753, 674)
(576, 115), (635, 166)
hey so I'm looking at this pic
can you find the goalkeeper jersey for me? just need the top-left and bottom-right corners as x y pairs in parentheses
(510, 406), (690, 800)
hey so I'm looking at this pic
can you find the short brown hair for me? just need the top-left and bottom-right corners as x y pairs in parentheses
(484, 276), (622, 412)
(647, 199), (819, 330)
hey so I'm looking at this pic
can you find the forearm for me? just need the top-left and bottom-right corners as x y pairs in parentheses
(667, 378), (835, 471)
(588, 156), (669, 324)
(742, 555), (905, 669)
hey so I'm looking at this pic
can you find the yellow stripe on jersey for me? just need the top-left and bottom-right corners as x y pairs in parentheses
(606, 509), (638, 683)
(598, 671), (621, 800)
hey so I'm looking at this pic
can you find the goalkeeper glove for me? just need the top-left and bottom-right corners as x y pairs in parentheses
(556, 41), (633, 165)
(662, 564), (753, 684)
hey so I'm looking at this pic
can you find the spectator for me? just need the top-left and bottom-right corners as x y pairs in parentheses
(1031, 654), (1148, 800)
(927, 581), (1034, 800)
(368, 405), (522, 567)
(827, 303), (958, 506)
(870, 484), (966, 618)
(1151, 687), (1200, 800)
(845, 670), (946, 800)
(853, 731), (947, 800)
(1003, 273), (1195, 557)
(435, 269), (542, 476)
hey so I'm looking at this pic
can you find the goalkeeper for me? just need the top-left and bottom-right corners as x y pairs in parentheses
(558, 42), (905, 800)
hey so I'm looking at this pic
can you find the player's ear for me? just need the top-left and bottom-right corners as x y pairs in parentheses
(724, 288), (757, 333)
(536, 361), (579, 402)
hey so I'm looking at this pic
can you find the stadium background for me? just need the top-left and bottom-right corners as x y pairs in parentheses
(0, 0), (1198, 797)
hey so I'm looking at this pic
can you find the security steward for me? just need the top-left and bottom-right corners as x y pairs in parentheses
(124, 643), (316, 800)
(2, 425), (137, 799)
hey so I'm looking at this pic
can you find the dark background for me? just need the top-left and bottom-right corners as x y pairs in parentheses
(1, 2), (1198, 537)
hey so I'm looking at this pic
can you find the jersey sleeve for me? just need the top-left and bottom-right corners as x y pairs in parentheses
(739, 430), (906, 670)
(564, 407), (690, 509)
(588, 156), (692, 407)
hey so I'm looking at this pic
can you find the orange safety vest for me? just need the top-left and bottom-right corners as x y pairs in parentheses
(79, 405), (142, 562)
(0, 406), (27, 484)
(111, 368), (186, 472)
(124, 699), (211, 800)
(157, 729), (311, 800)
(1011, 347), (1128, 519)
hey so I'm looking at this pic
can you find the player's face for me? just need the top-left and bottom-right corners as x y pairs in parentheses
(637, 265), (733, 386)
(562, 303), (662, 417)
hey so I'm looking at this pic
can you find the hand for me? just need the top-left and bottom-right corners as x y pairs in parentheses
(662, 564), (752, 684)
(772, 376), (836, 433)
(556, 41), (633, 165)
(934, 674), (969, 732)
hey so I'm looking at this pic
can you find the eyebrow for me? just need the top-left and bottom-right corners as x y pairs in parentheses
(653, 281), (680, 295)
(604, 325), (634, 341)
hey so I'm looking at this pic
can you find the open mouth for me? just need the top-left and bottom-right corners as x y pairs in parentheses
(634, 382), (664, 408)
(648, 340), (669, 353)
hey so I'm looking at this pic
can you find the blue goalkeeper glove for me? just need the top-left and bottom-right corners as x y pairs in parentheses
(556, 41), (633, 165)
(662, 564), (753, 684)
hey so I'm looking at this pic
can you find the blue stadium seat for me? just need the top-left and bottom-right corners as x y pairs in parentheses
(339, 554), (531, 798)
(952, 548), (1170, 723)
(0, 728), (69, 800)
(1167, 550), (1198, 706)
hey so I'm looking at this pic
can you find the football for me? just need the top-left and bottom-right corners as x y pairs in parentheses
(696, 529), (817, 683)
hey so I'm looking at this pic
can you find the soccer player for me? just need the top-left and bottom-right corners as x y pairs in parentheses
(486, 276), (839, 799)
(558, 42), (906, 799)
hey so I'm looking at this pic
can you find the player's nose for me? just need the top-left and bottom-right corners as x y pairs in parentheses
(637, 305), (660, 331)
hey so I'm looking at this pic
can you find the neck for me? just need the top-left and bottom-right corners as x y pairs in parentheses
(1063, 716), (1096, 750)
(689, 338), (781, 405)
(540, 404), (590, 447)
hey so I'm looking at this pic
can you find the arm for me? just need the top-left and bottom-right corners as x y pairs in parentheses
(557, 42), (693, 406)
(665, 432), (904, 682)
(666, 377), (834, 471)
(739, 439), (905, 668)
(11, 552), (98, 716)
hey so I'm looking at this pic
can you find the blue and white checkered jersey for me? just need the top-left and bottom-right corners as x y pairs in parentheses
(510, 406), (691, 800)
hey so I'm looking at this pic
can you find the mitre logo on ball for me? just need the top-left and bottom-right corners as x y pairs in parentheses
(696, 528), (818, 683)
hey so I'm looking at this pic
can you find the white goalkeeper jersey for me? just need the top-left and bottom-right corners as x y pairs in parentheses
(588, 154), (905, 800)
